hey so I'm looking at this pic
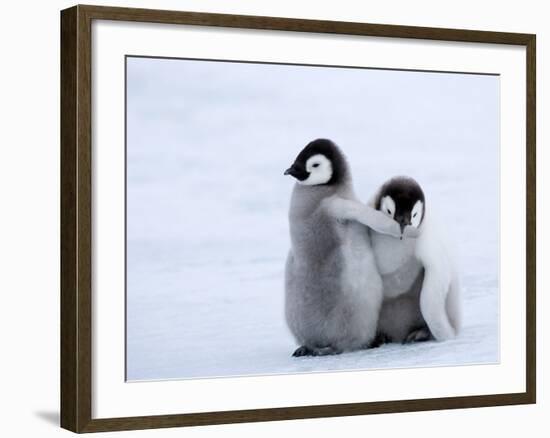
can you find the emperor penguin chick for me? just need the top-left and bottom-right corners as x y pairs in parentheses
(369, 177), (462, 344)
(284, 139), (404, 357)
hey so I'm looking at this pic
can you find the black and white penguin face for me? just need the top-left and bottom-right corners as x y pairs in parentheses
(284, 139), (347, 186)
(377, 177), (425, 233)
(299, 154), (333, 185)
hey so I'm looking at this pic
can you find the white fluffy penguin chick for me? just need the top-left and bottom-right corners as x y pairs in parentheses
(369, 177), (462, 344)
(284, 139), (408, 357)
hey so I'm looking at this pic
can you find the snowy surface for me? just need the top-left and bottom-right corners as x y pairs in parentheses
(126, 57), (500, 381)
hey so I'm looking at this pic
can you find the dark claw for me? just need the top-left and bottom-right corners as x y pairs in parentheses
(292, 345), (342, 357)
(368, 332), (391, 348)
(292, 346), (313, 357)
(403, 327), (433, 344)
(312, 346), (342, 356)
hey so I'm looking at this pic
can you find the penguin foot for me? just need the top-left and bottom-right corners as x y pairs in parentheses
(403, 327), (433, 344)
(292, 346), (314, 357)
(312, 346), (343, 356)
(292, 345), (343, 357)
(368, 332), (391, 348)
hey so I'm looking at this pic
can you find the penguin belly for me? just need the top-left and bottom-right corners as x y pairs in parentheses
(285, 221), (383, 352)
(370, 231), (431, 343)
(371, 232), (419, 298)
(338, 221), (383, 349)
(377, 267), (429, 343)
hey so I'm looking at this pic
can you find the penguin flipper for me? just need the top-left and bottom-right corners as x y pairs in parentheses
(323, 197), (401, 238)
(415, 216), (460, 341)
(418, 260), (457, 340)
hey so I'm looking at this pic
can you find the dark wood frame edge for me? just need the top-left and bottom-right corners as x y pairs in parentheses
(60, 4), (536, 433)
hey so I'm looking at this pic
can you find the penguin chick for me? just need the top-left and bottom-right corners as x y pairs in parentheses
(284, 139), (406, 357)
(369, 176), (461, 344)
(376, 177), (426, 235)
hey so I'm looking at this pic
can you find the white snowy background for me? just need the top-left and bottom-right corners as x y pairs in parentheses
(126, 57), (499, 381)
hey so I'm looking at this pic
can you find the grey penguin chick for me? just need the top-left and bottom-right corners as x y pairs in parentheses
(369, 177), (461, 345)
(284, 139), (406, 357)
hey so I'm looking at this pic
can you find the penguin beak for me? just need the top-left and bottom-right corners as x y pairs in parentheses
(396, 213), (411, 238)
(284, 164), (308, 181)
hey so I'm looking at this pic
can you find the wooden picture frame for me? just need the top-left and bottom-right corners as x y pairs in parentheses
(61, 4), (536, 433)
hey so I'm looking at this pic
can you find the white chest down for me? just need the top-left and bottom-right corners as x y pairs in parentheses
(370, 231), (422, 299)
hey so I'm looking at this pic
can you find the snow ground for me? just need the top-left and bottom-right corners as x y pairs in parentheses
(126, 57), (500, 381)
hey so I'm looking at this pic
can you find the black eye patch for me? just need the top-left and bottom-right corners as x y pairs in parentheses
(386, 209), (392, 214)
(312, 163), (320, 168)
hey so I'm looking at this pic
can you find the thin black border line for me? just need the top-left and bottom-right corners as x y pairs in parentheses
(123, 53), (501, 382)
(124, 56), (128, 382)
(126, 53), (501, 77)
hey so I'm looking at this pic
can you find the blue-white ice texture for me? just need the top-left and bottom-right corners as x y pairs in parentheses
(126, 57), (499, 381)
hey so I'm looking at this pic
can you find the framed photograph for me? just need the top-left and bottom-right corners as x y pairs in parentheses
(60, 4), (536, 433)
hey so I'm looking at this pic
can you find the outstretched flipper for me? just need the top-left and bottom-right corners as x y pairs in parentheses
(324, 197), (418, 238)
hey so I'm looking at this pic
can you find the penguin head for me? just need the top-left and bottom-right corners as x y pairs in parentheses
(376, 177), (425, 234)
(284, 139), (347, 186)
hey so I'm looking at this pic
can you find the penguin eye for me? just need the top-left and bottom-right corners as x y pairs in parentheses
(312, 163), (320, 168)
(386, 209), (392, 214)
(413, 213), (417, 218)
